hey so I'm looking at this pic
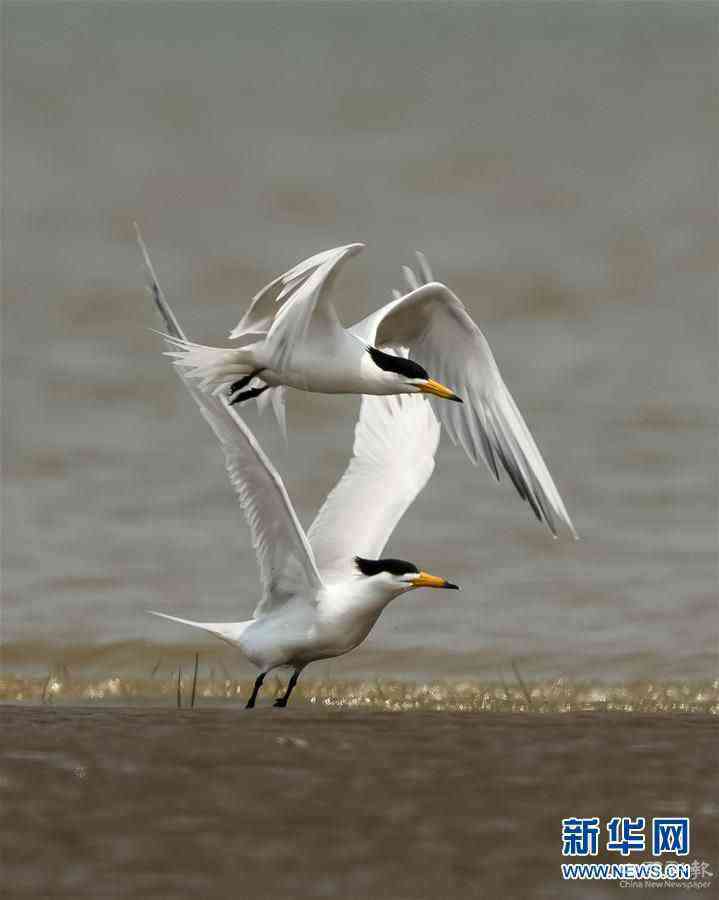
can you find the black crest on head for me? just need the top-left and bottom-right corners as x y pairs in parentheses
(354, 557), (419, 577)
(367, 346), (429, 381)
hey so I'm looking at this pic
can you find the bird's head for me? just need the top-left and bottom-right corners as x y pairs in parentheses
(366, 346), (462, 402)
(354, 556), (460, 596)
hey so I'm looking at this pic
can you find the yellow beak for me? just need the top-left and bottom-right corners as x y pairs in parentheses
(419, 379), (463, 403)
(411, 571), (461, 590)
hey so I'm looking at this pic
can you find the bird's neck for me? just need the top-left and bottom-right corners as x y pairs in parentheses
(339, 578), (405, 620)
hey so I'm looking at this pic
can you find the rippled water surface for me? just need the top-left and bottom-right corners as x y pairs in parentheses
(2, 2), (717, 688)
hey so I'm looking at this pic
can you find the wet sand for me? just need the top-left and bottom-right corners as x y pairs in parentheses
(2, 705), (716, 899)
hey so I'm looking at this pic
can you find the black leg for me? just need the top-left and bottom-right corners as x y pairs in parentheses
(228, 369), (264, 397)
(245, 671), (267, 709)
(229, 385), (270, 406)
(273, 669), (302, 708)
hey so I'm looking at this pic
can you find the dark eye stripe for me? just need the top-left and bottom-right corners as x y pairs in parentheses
(367, 346), (429, 381)
(354, 557), (419, 577)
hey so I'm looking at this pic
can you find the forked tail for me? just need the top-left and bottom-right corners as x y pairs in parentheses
(148, 611), (254, 648)
(135, 225), (289, 437)
(160, 333), (260, 396)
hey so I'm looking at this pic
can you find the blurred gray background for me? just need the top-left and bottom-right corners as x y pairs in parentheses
(2, 1), (716, 680)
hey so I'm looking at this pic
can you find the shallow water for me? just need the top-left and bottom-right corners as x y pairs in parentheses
(2, 669), (718, 716)
(2, 705), (717, 899)
(2, 3), (717, 685)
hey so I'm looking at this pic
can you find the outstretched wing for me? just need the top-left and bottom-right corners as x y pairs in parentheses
(230, 245), (360, 339)
(230, 244), (364, 380)
(136, 226), (324, 617)
(307, 390), (441, 580)
(262, 243), (364, 378)
(351, 255), (577, 538)
(188, 388), (324, 616)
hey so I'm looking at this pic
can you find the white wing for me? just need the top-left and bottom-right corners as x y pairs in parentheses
(230, 243), (364, 379)
(136, 226), (324, 618)
(351, 256), (577, 538)
(187, 388), (324, 615)
(307, 391), (441, 580)
(230, 245), (360, 339)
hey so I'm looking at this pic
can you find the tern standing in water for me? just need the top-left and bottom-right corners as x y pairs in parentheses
(151, 236), (576, 537)
(139, 234), (460, 709)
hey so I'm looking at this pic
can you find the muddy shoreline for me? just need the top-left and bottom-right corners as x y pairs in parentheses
(2, 706), (716, 898)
